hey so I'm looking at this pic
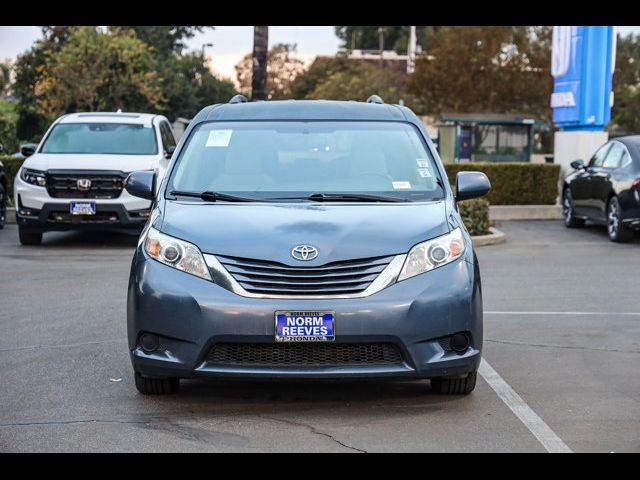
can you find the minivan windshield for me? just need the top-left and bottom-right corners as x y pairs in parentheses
(168, 121), (444, 202)
(41, 123), (157, 155)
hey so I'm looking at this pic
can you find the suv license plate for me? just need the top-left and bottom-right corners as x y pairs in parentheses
(275, 311), (335, 342)
(70, 201), (96, 216)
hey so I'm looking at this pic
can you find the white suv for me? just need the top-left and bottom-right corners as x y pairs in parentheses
(14, 112), (177, 245)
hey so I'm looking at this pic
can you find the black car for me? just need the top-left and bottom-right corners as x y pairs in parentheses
(563, 136), (640, 242)
(0, 158), (7, 229)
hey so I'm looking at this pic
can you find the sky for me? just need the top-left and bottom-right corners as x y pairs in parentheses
(1, 26), (639, 85)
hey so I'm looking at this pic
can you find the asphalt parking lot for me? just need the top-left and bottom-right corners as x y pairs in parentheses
(0, 220), (638, 452)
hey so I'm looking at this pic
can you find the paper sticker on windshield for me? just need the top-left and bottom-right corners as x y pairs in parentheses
(418, 168), (432, 178)
(416, 158), (429, 168)
(392, 181), (412, 189)
(206, 130), (233, 147)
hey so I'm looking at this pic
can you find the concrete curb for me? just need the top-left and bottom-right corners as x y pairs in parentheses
(489, 205), (562, 221)
(472, 227), (506, 247)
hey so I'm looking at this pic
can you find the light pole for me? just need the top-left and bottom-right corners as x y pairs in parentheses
(407, 26), (417, 74)
(201, 42), (213, 59)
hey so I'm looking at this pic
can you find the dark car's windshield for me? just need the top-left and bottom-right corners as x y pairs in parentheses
(167, 121), (444, 202)
(41, 123), (158, 155)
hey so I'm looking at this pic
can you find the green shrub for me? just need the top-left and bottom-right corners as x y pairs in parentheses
(0, 155), (25, 205)
(444, 162), (560, 205)
(458, 198), (490, 236)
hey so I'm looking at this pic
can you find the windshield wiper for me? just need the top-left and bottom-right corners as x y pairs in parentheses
(280, 193), (408, 203)
(169, 190), (260, 203)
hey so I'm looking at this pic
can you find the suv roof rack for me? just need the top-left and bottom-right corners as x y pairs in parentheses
(229, 94), (249, 104)
(366, 95), (384, 104)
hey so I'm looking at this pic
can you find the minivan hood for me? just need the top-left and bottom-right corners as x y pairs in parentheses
(160, 201), (450, 265)
(23, 153), (160, 173)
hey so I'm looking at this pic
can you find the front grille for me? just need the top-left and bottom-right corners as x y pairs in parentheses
(47, 211), (120, 224)
(46, 171), (126, 199)
(207, 342), (404, 367)
(217, 254), (394, 296)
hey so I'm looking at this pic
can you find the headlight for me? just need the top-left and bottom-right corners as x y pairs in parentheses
(397, 228), (465, 282)
(21, 168), (47, 186)
(144, 227), (212, 281)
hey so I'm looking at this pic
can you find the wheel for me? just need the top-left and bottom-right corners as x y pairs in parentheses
(18, 228), (42, 245)
(430, 371), (477, 395)
(0, 183), (6, 229)
(563, 188), (585, 228)
(607, 196), (633, 243)
(134, 372), (180, 395)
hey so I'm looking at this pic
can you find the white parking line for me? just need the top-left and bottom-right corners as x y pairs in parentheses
(486, 311), (640, 316)
(478, 359), (573, 453)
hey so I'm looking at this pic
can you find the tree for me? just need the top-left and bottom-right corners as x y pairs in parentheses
(35, 26), (165, 115)
(406, 26), (552, 118)
(612, 33), (640, 132)
(252, 26), (269, 100)
(334, 26), (440, 55)
(305, 61), (405, 104)
(290, 56), (358, 99)
(236, 43), (305, 100)
(115, 26), (210, 58)
(0, 62), (11, 96)
(164, 52), (236, 119)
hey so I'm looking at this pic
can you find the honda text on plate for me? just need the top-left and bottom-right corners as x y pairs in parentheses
(125, 96), (491, 395)
(14, 112), (177, 245)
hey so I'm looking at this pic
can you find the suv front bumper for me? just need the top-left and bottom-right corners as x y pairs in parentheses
(128, 247), (483, 381)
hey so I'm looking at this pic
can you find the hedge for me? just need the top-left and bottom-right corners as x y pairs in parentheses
(443, 162), (560, 205)
(458, 198), (490, 236)
(0, 155), (24, 205)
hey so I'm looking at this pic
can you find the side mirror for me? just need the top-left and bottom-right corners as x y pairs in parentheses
(570, 159), (585, 170)
(456, 171), (491, 202)
(125, 171), (156, 200)
(164, 145), (176, 159)
(21, 145), (36, 157)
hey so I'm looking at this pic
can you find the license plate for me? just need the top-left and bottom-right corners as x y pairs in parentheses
(275, 311), (335, 342)
(70, 201), (96, 216)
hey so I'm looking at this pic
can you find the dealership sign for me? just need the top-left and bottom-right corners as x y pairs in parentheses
(551, 26), (616, 131)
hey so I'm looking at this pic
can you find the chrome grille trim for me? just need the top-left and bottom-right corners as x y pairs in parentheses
(203, 253), (406, 299)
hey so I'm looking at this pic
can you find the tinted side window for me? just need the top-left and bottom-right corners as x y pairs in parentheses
(159, 122), (176, 151)
(602, 143), (625, 169)
(590, 143), (611, 168)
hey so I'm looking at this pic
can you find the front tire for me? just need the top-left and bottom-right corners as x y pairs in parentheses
(563, 188), (585, 228)
(431, 371), (477, 395)
(134, 372), (180, 395)
(607, 196), (633, 243)
(18, 228), (42, 245)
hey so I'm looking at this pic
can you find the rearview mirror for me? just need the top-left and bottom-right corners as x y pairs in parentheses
(456, 171), (491, 202)
(21, 145), (36, 157)
(570, 159), (585, 170)
(125, 171), (156, 200)
(164, 145), (176, 159)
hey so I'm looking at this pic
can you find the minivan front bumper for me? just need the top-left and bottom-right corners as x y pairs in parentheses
(127, 248), (483, 381)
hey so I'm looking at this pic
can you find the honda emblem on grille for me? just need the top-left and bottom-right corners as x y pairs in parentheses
(291, 245), (318, 261)
(77, 179), (92, 191)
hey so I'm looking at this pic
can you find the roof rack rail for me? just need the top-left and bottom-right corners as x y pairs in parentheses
(229, 94), (249, 104)
(366, 95), (384, 104)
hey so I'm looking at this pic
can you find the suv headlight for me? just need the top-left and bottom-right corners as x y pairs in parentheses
(21, 168), (47, 186)
(144, 227), (212, 281)
(397, 228), (465, 282)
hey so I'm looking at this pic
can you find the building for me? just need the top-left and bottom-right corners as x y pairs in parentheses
(437, 113), (549, 163)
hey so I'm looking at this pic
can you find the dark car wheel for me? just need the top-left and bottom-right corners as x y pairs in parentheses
(431, 371), (477, 395)
(0, 183), (6, 229)
(607, 196), (633, 243)
(563, 188), (585, 228)
(134, 372), (180, 395)
(18, 227), (43, 245)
